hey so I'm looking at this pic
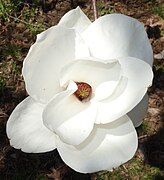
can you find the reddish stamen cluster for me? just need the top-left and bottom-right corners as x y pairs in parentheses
(74, 82), (92, 101)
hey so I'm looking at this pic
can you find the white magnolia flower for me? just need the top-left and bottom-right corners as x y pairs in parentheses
(7, 7), (153, 173)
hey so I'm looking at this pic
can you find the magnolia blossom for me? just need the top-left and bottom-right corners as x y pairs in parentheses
(7, 7), (153, 173)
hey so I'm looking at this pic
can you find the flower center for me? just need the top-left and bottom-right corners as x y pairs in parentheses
(74, 82), (92, 101)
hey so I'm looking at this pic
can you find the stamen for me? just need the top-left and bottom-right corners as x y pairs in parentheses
(74, 82), (92, 101)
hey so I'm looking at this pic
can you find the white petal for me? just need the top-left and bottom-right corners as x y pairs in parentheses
(57, 115), (138, 173)
(95, 57), (153, 124)
(43, 82), (97, 146)
(58, 7), (91, 33)
(22, 26), (90, 103)
(95, 81), (119, 100)
(6, 97), (57, 153)
(128, 93), (148, 127)
(60, 59), (122, 100)
(82, 14), (153, 66)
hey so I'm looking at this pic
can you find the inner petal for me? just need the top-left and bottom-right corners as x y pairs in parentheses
(95, 57), (153, 124)
(43, 81), (97, 146)
(60, 58), (122, 101)
(95, 80), (120, 101)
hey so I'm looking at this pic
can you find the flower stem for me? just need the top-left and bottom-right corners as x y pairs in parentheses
(92, 0), (98, 20)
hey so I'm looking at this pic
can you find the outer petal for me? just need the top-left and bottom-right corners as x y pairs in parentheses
(22, 26), (90, 103)
(43, 81), (97, 146)
(6, 97), (57, 153)
(58, 7), (91, 33)
(56, 115), (138, 173)
(95, 57), (153, 124)
(60, 59), (122, 101)
(128, 93), (148, 127)
(82, 14), (153, 66)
